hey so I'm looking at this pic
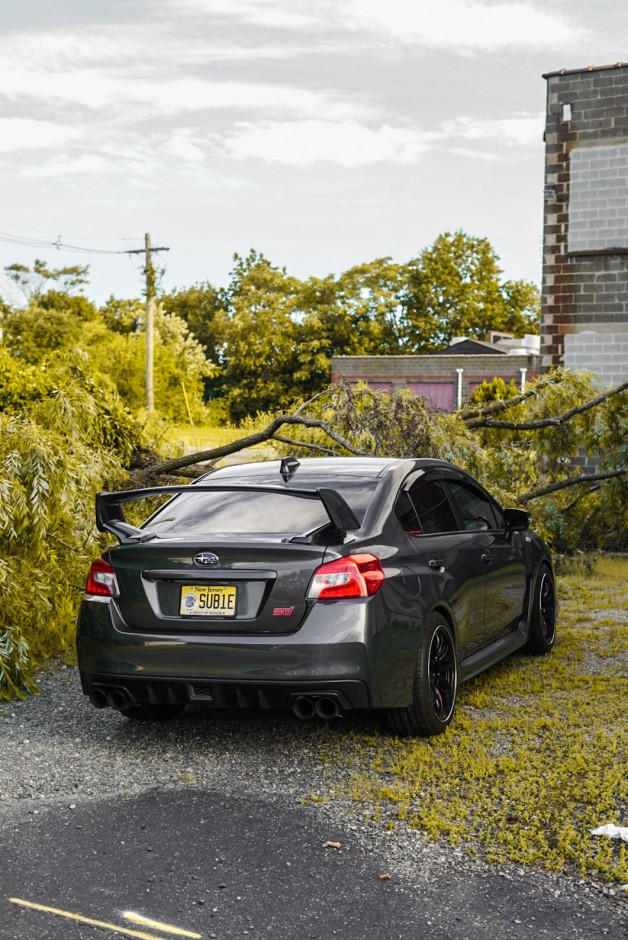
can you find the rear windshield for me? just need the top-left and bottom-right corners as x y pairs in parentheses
(146, 481), (378, 537)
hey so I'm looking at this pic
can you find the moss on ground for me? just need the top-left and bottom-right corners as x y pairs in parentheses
(316, 555), (628, 883)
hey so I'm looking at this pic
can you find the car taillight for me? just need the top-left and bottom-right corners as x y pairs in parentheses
(307, 554), (385, 600)
(85, 558), (119, 597)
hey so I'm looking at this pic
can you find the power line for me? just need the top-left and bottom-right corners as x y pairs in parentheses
(0, 230), (169, 257)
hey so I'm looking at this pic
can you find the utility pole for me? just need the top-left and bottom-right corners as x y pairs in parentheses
(144, 233), (155, 411)
(127, 233), (170, 411)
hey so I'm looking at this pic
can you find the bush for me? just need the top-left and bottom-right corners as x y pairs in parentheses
(0, 354), (136, 697)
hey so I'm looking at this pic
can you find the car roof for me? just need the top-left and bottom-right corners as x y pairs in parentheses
(203, 456), (453, 485)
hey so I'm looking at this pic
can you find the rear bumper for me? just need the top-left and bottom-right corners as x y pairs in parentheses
(79, 671), (369, 711)
(76, 594), (418, 710)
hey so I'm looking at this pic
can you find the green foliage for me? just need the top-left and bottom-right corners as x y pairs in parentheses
(1, 292), (99, 364)
(154, 238), (537, 420)
(1, 279), (212, 422)
(0, 625), (35, 702)
(219, 251), (303, 422)
(294, 259), (404, 398)
(0, 354), (139, 698)
(4, 259), (89, 299)
(275, 372), (627, 551)
(403, 231), (540, 352)
(468, 376), (518, 405)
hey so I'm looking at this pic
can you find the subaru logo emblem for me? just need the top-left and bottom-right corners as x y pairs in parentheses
(194, 552), (220, 567)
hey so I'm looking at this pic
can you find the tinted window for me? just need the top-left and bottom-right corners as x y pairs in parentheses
(445, 480), (501, 531)
(407, 480), (458, 535)
(395, 490), (421, 531)
(147, 481), (378, 537)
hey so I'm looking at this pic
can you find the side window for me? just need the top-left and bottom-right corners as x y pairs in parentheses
(407, 479), (459, 535)
(445, 480), (502, 531)
(395, 490), (422, 532)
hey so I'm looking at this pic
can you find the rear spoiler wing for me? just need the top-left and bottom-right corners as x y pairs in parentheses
(96, 484), (361, 544)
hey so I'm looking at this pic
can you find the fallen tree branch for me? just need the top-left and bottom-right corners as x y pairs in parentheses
(521, 466), (628, 503)
(272, 434), (340, 455)
(466, 380), (628, 430)
(132, 412), (368, 482)
(460, 372), (561, 421)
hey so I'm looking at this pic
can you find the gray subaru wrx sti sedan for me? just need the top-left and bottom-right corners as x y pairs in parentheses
(77, 456), (556, 735)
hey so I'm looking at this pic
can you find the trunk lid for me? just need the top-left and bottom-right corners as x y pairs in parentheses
(107, 538), (328, 635)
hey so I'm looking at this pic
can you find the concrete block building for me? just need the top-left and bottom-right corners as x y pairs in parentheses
(541, 62), (628, 382)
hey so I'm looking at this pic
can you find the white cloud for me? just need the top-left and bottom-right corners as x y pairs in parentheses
(22, 154), (131, 179)
(339, 0), (584, 51)
(174, 0), (319, 30)
(0, 63), (367, 122)
(443, 113), (544, 146)
(224, 119), (436, 166)
(171, 0), (585, 52)
(450, 147), (500, 162)
(0, 118), (79, 152)
(160, 129), (206, 163)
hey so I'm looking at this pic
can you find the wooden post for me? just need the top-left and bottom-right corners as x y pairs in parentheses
(145, 232), (155, 412)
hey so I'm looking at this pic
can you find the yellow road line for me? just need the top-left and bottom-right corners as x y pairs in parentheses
(8, 898), (200, 940)
(123, 911), (202, 938)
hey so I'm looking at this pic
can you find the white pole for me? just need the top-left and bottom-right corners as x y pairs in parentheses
(456, 368), (464, 409)
(520, 367), (527, 393)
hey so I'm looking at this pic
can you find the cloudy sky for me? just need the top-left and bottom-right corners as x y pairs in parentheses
(0, 0), (625, 303)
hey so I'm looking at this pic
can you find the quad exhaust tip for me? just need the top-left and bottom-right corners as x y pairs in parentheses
(292, 695), (341, 721)
(90, 687), (131, 711)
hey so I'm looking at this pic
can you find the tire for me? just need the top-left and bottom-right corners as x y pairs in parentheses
(525, 564), (556, 654)
(119, 704), (186, 721)
(387, 613), (458, 736)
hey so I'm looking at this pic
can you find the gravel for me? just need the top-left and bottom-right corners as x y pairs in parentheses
(1, 665), (626, 937)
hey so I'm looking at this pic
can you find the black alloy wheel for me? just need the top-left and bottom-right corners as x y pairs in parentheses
(387, 613), (458, 736)
(525, 564), (556, 654)
(428, 625), (457, 722)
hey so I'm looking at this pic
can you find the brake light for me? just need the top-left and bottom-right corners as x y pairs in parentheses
(85, 558), (119, 597)
(307, 554), (385, 600)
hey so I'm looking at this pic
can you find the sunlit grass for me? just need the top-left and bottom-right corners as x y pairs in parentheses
(166, 423), (279, 464)
(317, 555), (628, 882)
(168, 423), (248, 452)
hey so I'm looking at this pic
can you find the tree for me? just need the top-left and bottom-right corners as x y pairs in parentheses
(2, 291), (99, 364)
(0, 352), (140, 699)
(468, 377), (518, 405)
(295, 259), (405, 397)
(161, 283), (227, 401)
(403, 231), (539, 352)
(132, 372), (627, 552)
(220, 252), (302, 422)
(3, 259), (89, 300)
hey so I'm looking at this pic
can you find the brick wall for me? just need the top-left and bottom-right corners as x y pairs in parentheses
(332, 353), (540, 408)
(541, 64), (628, 371)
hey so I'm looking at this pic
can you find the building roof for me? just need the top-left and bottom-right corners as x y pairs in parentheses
(543, 62), (628, 79)
(432, 338), (505, 356)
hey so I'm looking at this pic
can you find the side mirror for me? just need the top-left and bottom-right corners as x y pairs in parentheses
(504, 508), (530, 531)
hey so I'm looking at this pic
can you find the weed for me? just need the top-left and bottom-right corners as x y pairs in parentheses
(315, 556), (628, 883)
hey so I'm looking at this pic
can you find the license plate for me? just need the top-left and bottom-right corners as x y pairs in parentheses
(180, 585), (237, 617)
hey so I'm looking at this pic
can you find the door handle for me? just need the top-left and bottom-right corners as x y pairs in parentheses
(481, 551), (492, 565)
(428, 558), (445, 571)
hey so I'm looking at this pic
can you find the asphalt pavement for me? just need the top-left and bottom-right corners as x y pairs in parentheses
(1, 787), (625, 940)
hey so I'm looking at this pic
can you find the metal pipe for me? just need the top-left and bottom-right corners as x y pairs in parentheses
(455, 368), (464, 410)
(314, 697), (341, 719)
(292, 696), (316, 720)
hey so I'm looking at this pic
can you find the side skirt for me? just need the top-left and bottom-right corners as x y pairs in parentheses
(458, 622), (529, 684)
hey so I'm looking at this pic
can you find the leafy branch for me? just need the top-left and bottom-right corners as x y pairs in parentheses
(520, 467), (628, 503)
(132, 411), (367, 483)
(465, 380), (628, 430)
(460, 372), (563, 421)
